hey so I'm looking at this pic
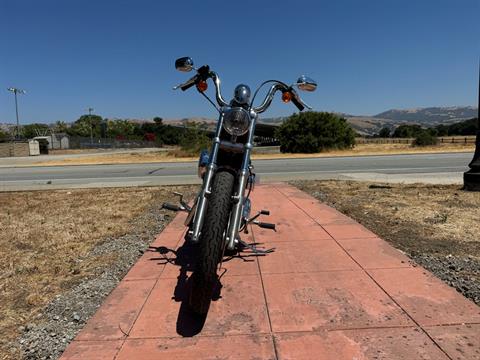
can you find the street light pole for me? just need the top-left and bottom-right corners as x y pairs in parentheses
(463, 62), (480, 190)
(87, 107), (94, 145)
(7, 87), (26, 140)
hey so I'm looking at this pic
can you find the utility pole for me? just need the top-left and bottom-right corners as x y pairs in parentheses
(463, 61), (480, 190)
(7, 87), (26, 140)
(87, 107), (94, 145)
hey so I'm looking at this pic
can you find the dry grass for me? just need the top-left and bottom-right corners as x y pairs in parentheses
(0, 186), (193, 359)
(48, 149), (113, 155)
(36, 150), (197, 166)
(293, 180), (480, 255)
(30, 143), (475, 167)
(253, 142), (474, 159)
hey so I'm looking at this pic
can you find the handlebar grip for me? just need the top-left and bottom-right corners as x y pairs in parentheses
(258, 222), (276, 230)
(291, 96), (305, 111)
(260, 210), (270, 216)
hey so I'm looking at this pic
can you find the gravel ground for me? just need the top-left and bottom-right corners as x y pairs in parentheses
(292, 180), (480, 306)
(17, 190), (195, 359)
(412, 254), (480, 304)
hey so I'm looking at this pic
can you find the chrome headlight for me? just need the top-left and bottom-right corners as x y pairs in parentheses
(223, 107), (250, 136)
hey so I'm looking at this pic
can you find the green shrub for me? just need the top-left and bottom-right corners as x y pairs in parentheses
(178, 123), (211, 156)
(392, 124), (423, 138)
(413, 131), (438, 146)
(276, 111), (355, 153)
(0, 129), (9, 141)
(378, 127), (391, 138)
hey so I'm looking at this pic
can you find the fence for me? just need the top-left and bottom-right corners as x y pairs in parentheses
(356, 136), (477, 145)
(0, 141), (30, 157)
(68, 137), (157, 149)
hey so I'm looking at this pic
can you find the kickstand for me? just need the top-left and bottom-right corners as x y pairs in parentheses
(237, 238), (275, 255)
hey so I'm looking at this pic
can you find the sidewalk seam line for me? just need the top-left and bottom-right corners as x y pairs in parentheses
(251, 226), (279, 360)
(112, 223), (186, 359)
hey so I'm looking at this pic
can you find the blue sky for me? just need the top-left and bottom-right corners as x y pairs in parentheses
(0, 0), (479, 124)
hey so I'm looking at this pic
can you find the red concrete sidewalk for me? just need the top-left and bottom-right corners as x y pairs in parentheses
(60, 183), (480, 360)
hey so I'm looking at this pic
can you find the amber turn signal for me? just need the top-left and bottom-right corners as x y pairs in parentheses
(197, 80), (208, 92)
(282, 91), (292, 103)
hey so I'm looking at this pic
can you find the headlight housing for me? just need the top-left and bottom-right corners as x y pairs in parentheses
(223, 107), (250, 136)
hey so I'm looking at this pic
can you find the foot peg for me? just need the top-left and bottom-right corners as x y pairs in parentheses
(244, 209), (276, 232)
(255, 221), (276, 231)
(162, 203), (182, 212)
(162, 192), (191, 212)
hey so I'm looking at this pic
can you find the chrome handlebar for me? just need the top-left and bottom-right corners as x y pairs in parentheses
(251, 82), (312, 113)
(173, 70), (229, 108)
(174, 69), (311, 113)
(209, 71), (229, 107)
(251, 84), (284, 113)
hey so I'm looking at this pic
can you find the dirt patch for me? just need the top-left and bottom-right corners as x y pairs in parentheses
(0, 186), (197, 359)
(291, 180), (480, 305)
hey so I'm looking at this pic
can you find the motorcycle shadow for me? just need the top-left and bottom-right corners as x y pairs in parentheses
(147, 241), (220, 337)
(148, 240), (258, 337)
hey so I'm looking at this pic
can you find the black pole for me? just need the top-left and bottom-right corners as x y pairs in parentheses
(14, 90), (20, 140)
(89, 108), (93, 145)
(463, 61), (480, 190)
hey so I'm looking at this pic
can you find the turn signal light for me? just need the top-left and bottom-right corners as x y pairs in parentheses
(197, 80), (208, 92)
(282, 91), (292, 103)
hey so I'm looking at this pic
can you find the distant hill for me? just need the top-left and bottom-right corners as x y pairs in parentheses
(373, 106), (477, 124)
(163, 107), (478, 136)
(344, 116), (397, 136)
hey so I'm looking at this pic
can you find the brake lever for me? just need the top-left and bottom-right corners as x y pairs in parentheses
(172, 75), (197, 90)
(291, 89), (313, 110)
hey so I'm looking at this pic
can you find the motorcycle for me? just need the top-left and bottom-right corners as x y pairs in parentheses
(163, 57), (317, 314)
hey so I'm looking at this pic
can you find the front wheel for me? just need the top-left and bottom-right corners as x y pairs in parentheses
(189, 170), (235, 314)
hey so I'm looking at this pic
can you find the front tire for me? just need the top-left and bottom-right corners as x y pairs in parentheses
(189, 170), (235, 314)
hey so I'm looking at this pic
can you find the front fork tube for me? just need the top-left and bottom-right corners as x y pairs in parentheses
(226, 165), (249, 250)
(189, 114), (224, 243)
(226, 114), (257, 250)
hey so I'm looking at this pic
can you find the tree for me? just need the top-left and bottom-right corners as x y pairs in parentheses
(22, 123), (50, 139)
(68, 114), (103, 137)
(53, 121), (68, 133)
(435, 124), (449, 136)
(141, 117), (166, 140)
(378, 127), (391, 138)
(392, 124), (423, 138)
(442, 118), (478, 136)
(0, 129), (9, 141)
(276, 111), (356, 153)
(106, 119), (140, 139)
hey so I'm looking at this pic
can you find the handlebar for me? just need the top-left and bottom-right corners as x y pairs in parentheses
(174, 65), (311, 113)
(252, 83), (310, 113)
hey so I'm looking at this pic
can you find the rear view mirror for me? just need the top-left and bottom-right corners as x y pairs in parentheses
(296, 75), (317, 92)
(175, 57), (194, 72)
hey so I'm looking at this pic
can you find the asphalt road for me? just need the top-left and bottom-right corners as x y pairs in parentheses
(0, 152), (472, 191)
